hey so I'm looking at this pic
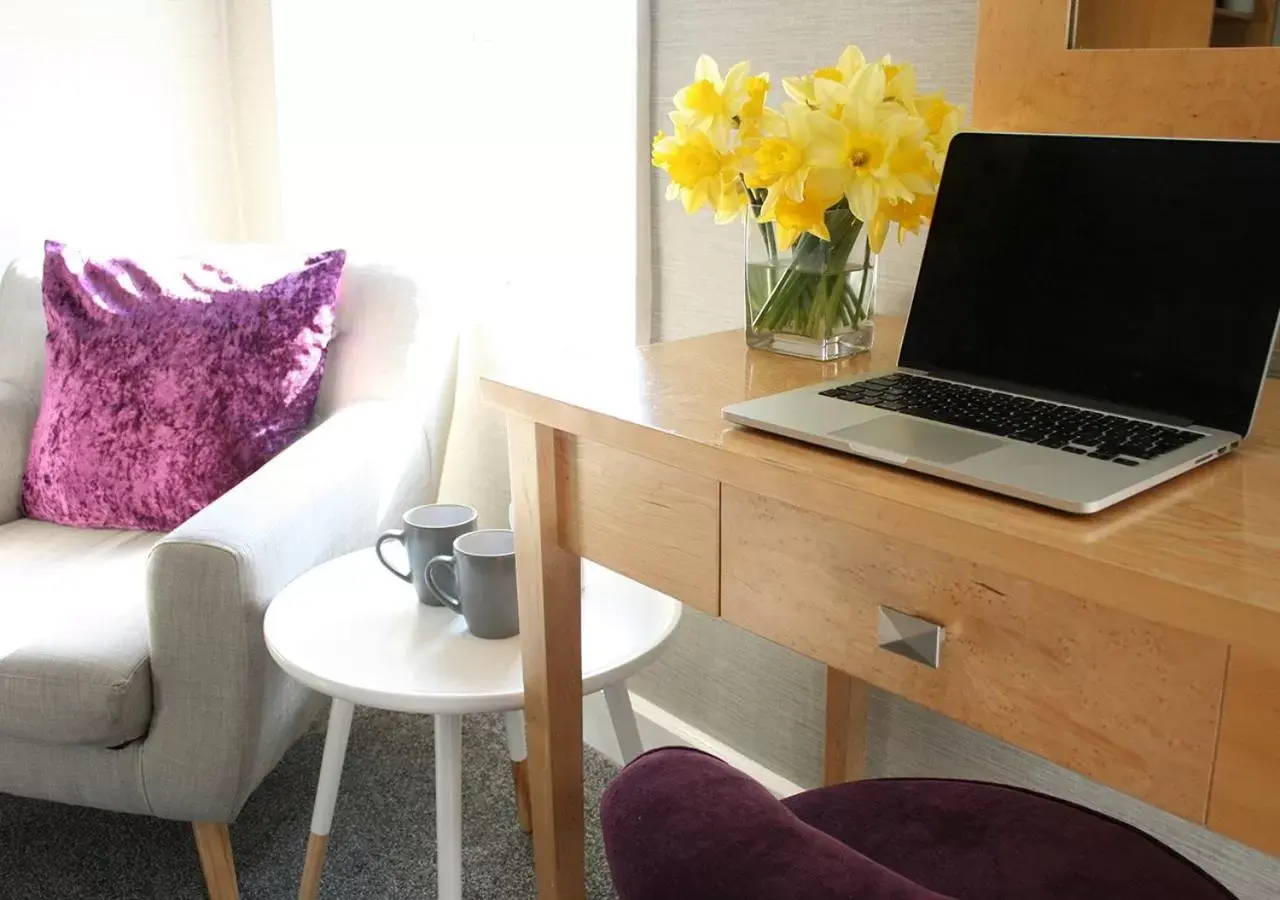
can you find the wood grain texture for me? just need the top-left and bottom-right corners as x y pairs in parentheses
(297, 833), (327, 900)
(513, 759), (533, 835)
(974, 0), (1280, 138)
(507, 415), (584, 900)
(1208, 647), (1280, 856)
(823, 668), (870, 785)
(482, 321), (1280, 654)
(720, 487), (1227, 821)
(556, 436), (719, 614)
(1074, 0), (1213, 49)
(192, 822), (239, 900)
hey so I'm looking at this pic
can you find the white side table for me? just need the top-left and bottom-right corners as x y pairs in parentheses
(264, 549), (681, 900)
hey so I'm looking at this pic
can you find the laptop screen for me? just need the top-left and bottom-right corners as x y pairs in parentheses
(899, 132), (1280, 436)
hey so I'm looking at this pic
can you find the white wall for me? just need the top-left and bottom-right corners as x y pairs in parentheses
(0, 0), (243, 266)
(223, 0), (283, 243)
(270, 0), (641, 349)
(269, 0), (644, 529)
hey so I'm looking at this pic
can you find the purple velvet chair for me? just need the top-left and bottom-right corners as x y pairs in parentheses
(602, 748), (1236, 900)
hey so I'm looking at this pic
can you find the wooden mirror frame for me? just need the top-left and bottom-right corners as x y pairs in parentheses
(973, 0), (1280, 138)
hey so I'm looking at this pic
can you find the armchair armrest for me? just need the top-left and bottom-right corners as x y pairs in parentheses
(0, 381), (37, 526)
(141, 400), (438, 821)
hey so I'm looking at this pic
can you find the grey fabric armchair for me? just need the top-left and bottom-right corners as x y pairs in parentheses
(0, 254), (459, 898)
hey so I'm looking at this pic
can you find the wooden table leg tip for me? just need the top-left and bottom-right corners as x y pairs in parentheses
(298, 832), (330, 900)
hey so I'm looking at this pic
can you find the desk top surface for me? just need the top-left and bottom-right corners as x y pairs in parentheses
(483, 319), (1280, 650)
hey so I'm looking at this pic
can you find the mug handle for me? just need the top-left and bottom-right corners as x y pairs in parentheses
(426, 555), (463, 613)
(375, 529), (412, 583)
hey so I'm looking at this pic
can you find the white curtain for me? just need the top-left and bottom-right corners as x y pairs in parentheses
(268, 0), (646, 524)
(0, 0), (242, 265)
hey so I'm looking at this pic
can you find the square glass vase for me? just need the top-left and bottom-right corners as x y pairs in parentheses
(743, 205), (877, 361)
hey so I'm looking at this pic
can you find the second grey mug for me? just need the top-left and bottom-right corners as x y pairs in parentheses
(375, 504), (478, 606)
(425, 529), (520, 639)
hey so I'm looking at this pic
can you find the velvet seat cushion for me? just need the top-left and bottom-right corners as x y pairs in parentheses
(602, 748), (1234, 900)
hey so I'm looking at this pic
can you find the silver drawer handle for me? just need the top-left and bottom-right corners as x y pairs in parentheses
(877, 606), (945, 669)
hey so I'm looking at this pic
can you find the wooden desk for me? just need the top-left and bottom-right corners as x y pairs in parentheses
(482, 319), (1280, 899)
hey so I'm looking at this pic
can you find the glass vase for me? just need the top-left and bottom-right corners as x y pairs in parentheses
(744, 203), (877, 361)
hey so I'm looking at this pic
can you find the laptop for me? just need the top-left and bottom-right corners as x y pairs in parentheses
(723, 132), (1280, 514)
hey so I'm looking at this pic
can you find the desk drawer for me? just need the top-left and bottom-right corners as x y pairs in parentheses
(557, 436), (719, 614)
(721, 487), (1227, 822)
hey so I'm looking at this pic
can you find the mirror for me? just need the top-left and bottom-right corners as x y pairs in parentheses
(1071, 0), (1280, 48)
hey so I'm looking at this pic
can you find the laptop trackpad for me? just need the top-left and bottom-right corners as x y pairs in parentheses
(830, 416), (1005, 465)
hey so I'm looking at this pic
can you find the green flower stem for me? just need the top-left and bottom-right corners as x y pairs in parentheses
(846, 239), (873, 325)
(752, 232), (828, 331)
(746, 186), (778, 265)
(751, 206), (868, 339)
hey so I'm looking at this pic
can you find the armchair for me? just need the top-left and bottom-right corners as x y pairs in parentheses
(601, 748), (1236, 900)
(0, 254), (459, 899)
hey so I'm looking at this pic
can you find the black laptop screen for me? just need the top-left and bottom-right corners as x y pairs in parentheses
(899, 132), (1280, 436)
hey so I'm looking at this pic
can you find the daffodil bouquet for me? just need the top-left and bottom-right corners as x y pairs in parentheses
(653, 47), (963, 359)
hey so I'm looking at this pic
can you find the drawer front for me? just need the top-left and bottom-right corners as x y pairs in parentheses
(557, 436), (719, 614)
(1208, 647), (1280, 855)
(721, 487), (1227, 821)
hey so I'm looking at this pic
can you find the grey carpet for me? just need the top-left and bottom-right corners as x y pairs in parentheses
(0, 707), (621, 899)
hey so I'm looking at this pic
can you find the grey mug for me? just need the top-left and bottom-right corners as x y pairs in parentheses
(375, 504), (478, 606)
(425, 529), (520, 639)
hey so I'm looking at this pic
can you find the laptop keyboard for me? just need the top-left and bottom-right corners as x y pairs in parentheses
(819, 374), (1205, 466)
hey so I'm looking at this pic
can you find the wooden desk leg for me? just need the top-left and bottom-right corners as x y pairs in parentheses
(824, 667), (871, 786)
(508, 416), (585, 900)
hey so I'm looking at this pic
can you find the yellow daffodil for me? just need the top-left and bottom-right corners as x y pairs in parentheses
(882, 117), (938, 200)
(912, 92), (964, 166)
(714, 176), (749, 224)
(652, 45), (959, 259)
(833, 97), (914, 221)
(736, 74), (772, 139)
(783, 46), (866, 111)
(670, 55), (754, 145)
(913, 92), (962, 139)
(652, 127), (745, 220)
(762, 187), (843, 250)
(868, 192), (938, 254)
(743, 104), (846, 210)
(825, 56), (889, 121)
(880, 56), (917, 103)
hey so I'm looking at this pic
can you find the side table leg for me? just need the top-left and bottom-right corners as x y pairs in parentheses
(299, 699), (355, 900)
(504, 710), (533, 834)
(602, 683), (644, 765)
(435, 713), (464, 900)
(508, 416), (584, 900)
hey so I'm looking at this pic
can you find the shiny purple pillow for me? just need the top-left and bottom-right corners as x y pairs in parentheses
(22, 241), (346, 531)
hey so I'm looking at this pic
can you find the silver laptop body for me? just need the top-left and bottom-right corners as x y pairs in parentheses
(723, 133), (1280, 514)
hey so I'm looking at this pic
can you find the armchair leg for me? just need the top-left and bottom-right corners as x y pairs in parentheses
(192, 821), (240, 900)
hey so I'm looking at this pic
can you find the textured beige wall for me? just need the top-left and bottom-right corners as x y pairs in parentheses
(637, 1), (1280, 894)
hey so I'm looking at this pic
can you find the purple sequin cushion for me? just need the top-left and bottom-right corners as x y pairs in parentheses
(21, 241), (346, 531)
